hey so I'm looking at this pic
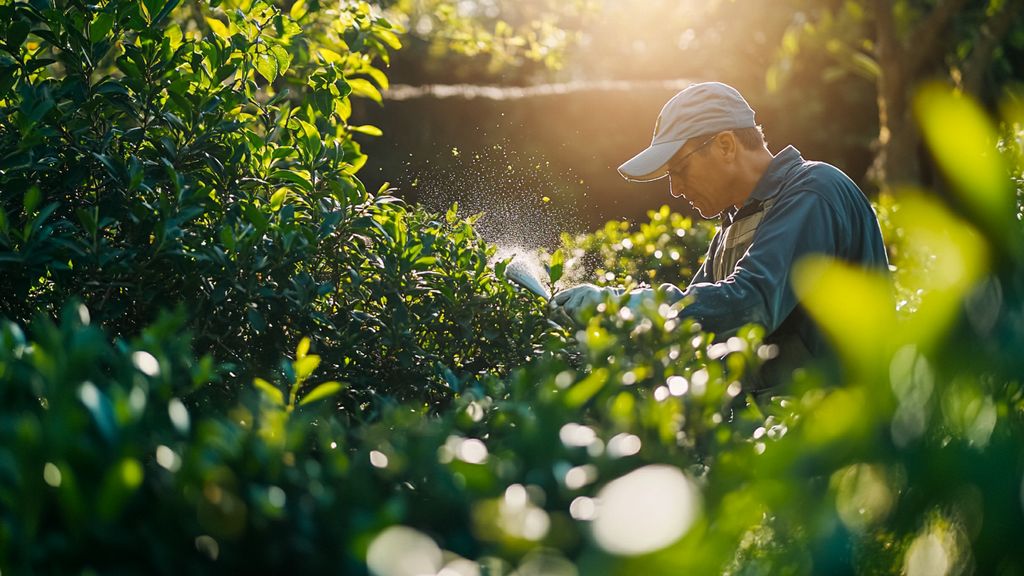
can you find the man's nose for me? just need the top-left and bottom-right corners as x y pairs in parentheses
(669, 174), (686, 199)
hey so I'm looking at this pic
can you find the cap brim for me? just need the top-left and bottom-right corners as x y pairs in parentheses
(617, 139), (686, 182)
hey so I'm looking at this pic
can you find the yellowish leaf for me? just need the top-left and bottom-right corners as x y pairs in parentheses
(299, 381), (346, 406)
(254, 377), (285, 406)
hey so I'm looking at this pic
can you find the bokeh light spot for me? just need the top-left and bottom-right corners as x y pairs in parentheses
(367, 525), (443, 576)
(592, 465), (701, 556)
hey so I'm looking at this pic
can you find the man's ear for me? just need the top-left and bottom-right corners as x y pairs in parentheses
(714, 130), (738, 159)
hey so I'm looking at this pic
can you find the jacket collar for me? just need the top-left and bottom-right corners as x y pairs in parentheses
(723, 145), (803, 224)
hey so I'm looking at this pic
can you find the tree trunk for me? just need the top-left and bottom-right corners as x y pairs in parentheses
(868, 0), (921, 190)
(868, 0), (976, 191)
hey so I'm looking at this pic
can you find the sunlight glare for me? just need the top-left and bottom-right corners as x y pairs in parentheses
(592, 464), (701, 555)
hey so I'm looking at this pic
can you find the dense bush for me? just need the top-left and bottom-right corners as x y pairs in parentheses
(0, 0), (558, 413)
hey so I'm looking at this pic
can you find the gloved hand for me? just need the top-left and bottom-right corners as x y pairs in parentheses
(551, 283), (614, 324)
(620, 287), (656, 315)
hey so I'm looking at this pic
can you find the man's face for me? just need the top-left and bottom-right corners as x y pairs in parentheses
(667, 134), (731, 218)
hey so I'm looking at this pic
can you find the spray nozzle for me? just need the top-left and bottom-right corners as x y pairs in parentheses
(504, 256), (551, 300)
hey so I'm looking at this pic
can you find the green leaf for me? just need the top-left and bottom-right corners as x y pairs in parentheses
(295, 119), (321, 158)
(242, 203), (268, 231)
(255, 51), (279, 84)
(97, 458), (144, 521)
(298, 381), (345, 406)
(914, 83), (1013, 235)
(90, 13), (115, 43)
(335, 78), (352, 99)
(76, 207), (98, 236)
(269, 170), (313, 193)
(254, 377), (285, 406)
(375, 28), (402, 50)
(270, 187), (288, 211)
(313, 88), (336, 117)
(271, 44), (292, 76)
(564, 367), (609, 408)
(24, 186), (41, 214)
(317, 47), (345, 64)
(548, 249), (564, 284)
(296, 336), (310, 359)
(247, 308), (266, 333)
(290, 0), (308, 20)
(7, 21), (30, 50)
(205, 17), (230, 39)
(364, 66), (389, 91)
(293, 355), (321, 382)
(152, 0), (181, 25)
(348, 78), (382, 104)
(350, 124), (382, 136)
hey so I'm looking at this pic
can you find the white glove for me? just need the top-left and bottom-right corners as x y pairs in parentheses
(551, 283), (613, 323)
(621, 288), (656, 315)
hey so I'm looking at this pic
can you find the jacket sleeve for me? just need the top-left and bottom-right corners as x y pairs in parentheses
(660, 191), (843, 337)
(687, 229), (719, 287)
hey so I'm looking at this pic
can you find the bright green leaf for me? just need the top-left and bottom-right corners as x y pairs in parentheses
(296, 336), (311, 359)
(318, 48), (345, 64)
(270, 170), (314, 193)
(299, 381), (346, 406)
(270, 187), (288, 211)
(548, 249), (564, 284)
(289, 0), (308, 20)
(792, 256), (896, 373)
(254, 377), (285, 406)
(348, 78), (382, 104)
(565, 367), (609, 408)
(255, 51), (279, 84)
(293, 355), (321, 382)
(350, 124), (383, 136)
(205, 17), (230, 39)
(914, 82), (1013, 234)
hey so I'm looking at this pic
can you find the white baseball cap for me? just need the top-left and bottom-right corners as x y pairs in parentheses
(618, 82), (757, 182)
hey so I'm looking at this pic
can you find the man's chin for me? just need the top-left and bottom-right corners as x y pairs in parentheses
(692, 205), (722, 219)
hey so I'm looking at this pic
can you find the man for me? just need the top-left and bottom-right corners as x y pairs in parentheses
(552, 82), (888, 389)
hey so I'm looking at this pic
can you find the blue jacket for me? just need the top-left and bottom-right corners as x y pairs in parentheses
(661, 146), (889, 387)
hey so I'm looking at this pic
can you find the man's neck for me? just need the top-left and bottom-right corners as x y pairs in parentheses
(731, 147), (775, 209)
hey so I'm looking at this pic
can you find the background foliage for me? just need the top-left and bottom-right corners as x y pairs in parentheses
(2, 1), (1024, 575)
